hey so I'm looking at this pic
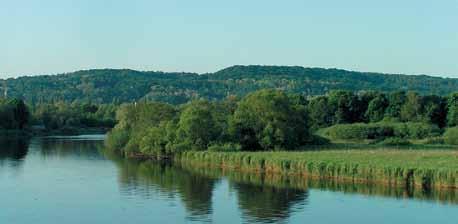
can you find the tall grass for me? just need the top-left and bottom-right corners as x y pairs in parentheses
(176, 161), (458, 204)
(175, 150), (458, 189)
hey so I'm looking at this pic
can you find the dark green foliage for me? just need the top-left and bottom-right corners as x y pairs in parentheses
(328, 90), (363, 124)
(108, 89), (313, 155)
(5, 66), (458, 105)
(32, 102), (116, 131)
(422, 95), (447, 128)
(229, 90), (310, 151)
(365, 93), (389, 122)
(176, 100), (223, 149)
(106, 87), (458, 157)
(385, 91), (406, 119)
(113, 102), (178, 157)
(0, 98), (30, 130)
(307, 96), (333, 129)
(447, 93), (458, 127)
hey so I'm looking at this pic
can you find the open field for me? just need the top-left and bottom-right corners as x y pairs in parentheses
(175, 147), (458, 189)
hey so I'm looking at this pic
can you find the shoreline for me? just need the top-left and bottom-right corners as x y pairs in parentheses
(125, 150), (457, 190)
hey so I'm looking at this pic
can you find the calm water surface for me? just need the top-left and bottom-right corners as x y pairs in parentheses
(0, 135), (457, 224)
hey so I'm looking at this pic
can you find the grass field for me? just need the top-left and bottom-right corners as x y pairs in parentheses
(175, 146), (458, 189)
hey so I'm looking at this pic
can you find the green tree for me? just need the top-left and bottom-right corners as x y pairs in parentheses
(400, 91), (422, 122)
(365, 94), (388, 122)
(385, 91), (406, 120)
(229, 89), (310, 151)
(422, 95), (447, 128)
(328, 90), (362, 124)
(308, 96), (333, 129)
(447, 93), (458, 127)
(176, 100), (221, 149)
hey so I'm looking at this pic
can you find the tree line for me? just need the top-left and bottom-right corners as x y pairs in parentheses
(31, 102), (117, 133)
(106, 89), (458, 158)
(4, 65), (458, 105)
(0, 99), (117, 133)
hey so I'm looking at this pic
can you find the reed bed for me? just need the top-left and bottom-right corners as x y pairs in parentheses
(175, 150), (458, 189)
(176, 161), (458, 204)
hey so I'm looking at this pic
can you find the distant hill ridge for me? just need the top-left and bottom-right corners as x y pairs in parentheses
(2, 65), (457, 104)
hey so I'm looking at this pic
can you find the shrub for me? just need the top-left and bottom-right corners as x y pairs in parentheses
(417, 137), (445, 145)
(376, 137), (411, 146)
(321, 123), (394, 140)
(105, 129), (129, 151)
(443, 127), (458, 145)
(321, 122), (440, 141)
(389, 122), (441, 139)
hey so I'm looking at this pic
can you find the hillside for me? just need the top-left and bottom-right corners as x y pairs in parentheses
(2, 65), (457, 104)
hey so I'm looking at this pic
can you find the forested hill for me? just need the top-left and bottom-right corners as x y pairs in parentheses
(2, 65), (457, 104)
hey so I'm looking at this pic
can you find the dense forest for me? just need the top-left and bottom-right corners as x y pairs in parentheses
(0, 99), (116, 133)
(31, 102), (117, 133)
(3, 65), (458, 105)
(106, 89), (458, 158)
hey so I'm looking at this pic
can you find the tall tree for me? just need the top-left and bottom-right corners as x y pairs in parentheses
(176, 100), (221, 149)
(328, 90), (362, 124)
(385, 91), (406, 120)
(308, 96), (333, 129)
(365, 93), (388, 122)
(400, 91), (422, 122)
(447, 93), (458, 127)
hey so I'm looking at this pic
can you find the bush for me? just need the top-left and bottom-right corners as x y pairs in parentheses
(321, 122), (440, 141)
(389, 122), (441, 139)
(321, 123), (394, 140)
(105, 129), (129, 151)
(417, 137), (445, 145)
(376, 137), (411, 146)
(443, 127), (458, 145)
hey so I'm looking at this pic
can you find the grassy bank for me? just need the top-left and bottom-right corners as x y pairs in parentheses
(174, 161), (458, 204)
(174, 149), (458, 189)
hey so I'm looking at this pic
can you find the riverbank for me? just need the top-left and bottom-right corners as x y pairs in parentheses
(30, 127), (109, 136)
(168, 148), (457, 190)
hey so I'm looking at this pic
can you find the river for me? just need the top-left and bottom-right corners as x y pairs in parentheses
(0, 135), (456, 224)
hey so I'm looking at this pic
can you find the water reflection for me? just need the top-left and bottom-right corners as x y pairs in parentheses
(102, 148), (458, 223)
(33, 137), (105, 159)
(103, 151), (217, 222)
(177, 161), (458, 205)
(233, 182), (308, 223)
(0, 137), (30, 170)
(107, 154), (310, 223)
(2, 136), (456, 224)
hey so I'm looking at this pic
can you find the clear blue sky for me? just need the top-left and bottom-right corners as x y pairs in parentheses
(1, 0), (457, 78)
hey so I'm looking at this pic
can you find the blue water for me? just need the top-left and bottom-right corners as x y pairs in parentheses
(0, 136), (456, 224)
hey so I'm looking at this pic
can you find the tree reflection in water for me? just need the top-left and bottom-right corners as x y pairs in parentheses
(0, 137), (30, 170)
(103, 146), (312, 223)
(36, 137), (105, 159)
(233, 182), (308, 223)
(103, 150), (218, 223)
(102, 148), (457, 223)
